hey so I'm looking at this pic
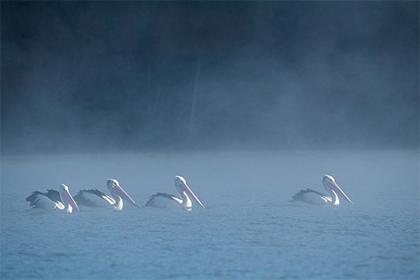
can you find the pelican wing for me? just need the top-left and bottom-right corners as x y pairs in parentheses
(292, 188), (328, 201)
(45, 189), (62, 202)
(26, 190), (63, 209)
(74, 189), (115, 207)
(145, 192), (182, 207)
(26, 191), (43, 205)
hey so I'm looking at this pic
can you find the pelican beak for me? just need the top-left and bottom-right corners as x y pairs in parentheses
(114, 184), (139, 208)
(183, 183), (205, 208)
(60, 185), (80, 213)
(331, 180), (352, 203)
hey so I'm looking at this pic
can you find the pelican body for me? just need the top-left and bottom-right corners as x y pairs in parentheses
(145, 176), (205, 210)
(292, 175), (352, 206)
(74, 179), (138, 211)
(26, 184), (80, 214)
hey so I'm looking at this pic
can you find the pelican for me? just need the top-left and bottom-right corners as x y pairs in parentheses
(145, 176), (205, 210)
(26, 184), (80, 213)
(291, 175), (352, 206)
(73, 179), (138, 210)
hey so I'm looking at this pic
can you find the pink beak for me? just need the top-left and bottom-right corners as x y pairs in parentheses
(330, 180), (352, 203)
(183, 184), (205, 208)
(114, 184), (139, 208)
(60, 188), (80, 213)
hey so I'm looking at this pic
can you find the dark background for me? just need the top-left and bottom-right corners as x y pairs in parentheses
(1, 2), (418, 154)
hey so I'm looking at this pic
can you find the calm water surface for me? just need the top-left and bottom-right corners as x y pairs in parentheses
(1, 150), (419, 279)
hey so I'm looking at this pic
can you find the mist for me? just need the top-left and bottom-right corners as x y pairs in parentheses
(2, 1), (418, 154)
(1, 3), (420, 280)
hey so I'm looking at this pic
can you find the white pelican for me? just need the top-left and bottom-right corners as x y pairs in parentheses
(145, 176), (205, 210)
(73, 179), (138, 210)
(26, 184), (80, 213)
(292, 175), (352, 206)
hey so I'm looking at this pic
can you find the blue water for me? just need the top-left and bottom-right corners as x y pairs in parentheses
(1, 150), (419, 279)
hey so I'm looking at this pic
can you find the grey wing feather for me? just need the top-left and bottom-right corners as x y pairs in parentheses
(45, 189), (62, 202)
(74, 189), (114, 207)
(26, 191), (42, 202)
(26, 189), (61, 208)
(292, 188), (327, 201)
(145, 192), (178, 206)
(26, 191), (44, 207)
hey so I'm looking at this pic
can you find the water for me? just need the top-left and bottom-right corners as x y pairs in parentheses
(1, 150), (419, 279)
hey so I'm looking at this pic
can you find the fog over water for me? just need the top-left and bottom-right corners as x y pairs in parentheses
(1, 2), (418, 153)
(1, 2), (419, 280)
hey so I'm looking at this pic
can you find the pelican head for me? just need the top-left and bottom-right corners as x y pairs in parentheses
(175, 176), (187, 191)
(175, 176), (205, 208)
(59, 184), (80, 213)
(106, 178), (120, 190)
(322, 175), (352, 203)
(106, 178), (138, 208)
(59, 184), (69, 193)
